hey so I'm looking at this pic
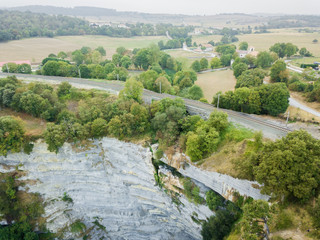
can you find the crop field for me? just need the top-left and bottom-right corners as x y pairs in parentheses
(0, 35), (166, 62)
(194, 28), (320, 56)
(195, 69), (236, 102)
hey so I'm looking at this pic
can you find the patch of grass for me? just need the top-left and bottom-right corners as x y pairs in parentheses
(222, 123), (254, 143)
(0, 108), (46, 137)
(291, 57), (320, 67)
(195, 70), (236, 102)
(61, 192), (73, 204)
(92, 218), (107, 233)
(70, 220), (86, 234)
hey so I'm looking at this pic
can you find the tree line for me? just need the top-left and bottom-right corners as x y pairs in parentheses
(0, 10), (194, 42)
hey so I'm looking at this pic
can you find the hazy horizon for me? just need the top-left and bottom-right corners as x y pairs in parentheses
(1, 0), (320, 15)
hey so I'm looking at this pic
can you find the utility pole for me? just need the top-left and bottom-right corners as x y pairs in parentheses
(217, 94), (220, 109)
(286, 111), (290, 127)
(160, 81), (162, 94)
(6, 63), (9, 73)
(117, 74), (119, 81)
(78, 68), (81, 78)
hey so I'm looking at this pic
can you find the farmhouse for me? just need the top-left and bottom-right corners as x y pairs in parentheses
(236, 46), (259, 58)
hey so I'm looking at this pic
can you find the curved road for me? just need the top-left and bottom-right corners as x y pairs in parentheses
(285, 61), (320, 117)
(0, 72), (290, 139)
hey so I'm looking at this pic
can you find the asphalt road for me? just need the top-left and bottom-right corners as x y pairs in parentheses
(0, 72), (290, 139)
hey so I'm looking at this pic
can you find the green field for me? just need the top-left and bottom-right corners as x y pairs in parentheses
(164, 49), (214, 69)
(194, 28), (320, 57)
(290, 57), (320, 67)
(0, 35), (166, 62)
(195, 69), (236, 102)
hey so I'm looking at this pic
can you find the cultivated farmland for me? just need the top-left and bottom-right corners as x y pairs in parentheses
(0, 35), (166, 62)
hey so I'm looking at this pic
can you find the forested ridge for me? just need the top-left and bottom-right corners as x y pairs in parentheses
(0, 10), (193, 42)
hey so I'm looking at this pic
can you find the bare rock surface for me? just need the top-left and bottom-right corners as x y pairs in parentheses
(0, 138), (212, 240)
(160, 152), (269, 201)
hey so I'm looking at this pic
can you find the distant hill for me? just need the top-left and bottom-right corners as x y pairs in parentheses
(8, 5), (123, 17)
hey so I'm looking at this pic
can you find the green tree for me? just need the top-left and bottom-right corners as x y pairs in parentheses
(57, 51), (68, 59)
(270, 60), (288, 83)
(0, 116), (25, 156)
(256, 51), (274, 68)
(112, 53), (122, 67)
(95, 46), (106, 56)
(201, 210), (236, 240)
(191, 60), (201, 72)
(188, 85), (204, 100)
(254, 130), (320, 201)
(241, 200), (270, 240)
(57, 82), (72, 97)
(233, 62), (248, 78)
(200, 58), (209, 70)
(104, 62), (116, 74)
(258, 83), (289, 116)
(44, 123), (66, 153)
(154, 76), (171, 93)
(17, 64), (32, 74)
(72, 50), (85, 65)
(116, 46), (127, 56)
(220, 54), (233, 67)
(270, 43), (287, 58)
(120, 55), (132, 69)
(285, 43), (298, 57)
(210, 57), (222, 69)
(119, 78), (143, 103)
(236, 69), (266, 88)
(91, 118), (108, 138)
(239, 41), (249, 50)
(138, 70), (159, 91)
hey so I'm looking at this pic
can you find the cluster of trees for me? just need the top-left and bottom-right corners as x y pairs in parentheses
(191, 58), (209, 72)
(213, 83), (290, 116)
(186, 112), (229, 161)
(270, 42), (312, 58)
(41, 46), (130, 81)
(214, 44), (237, 67)
(158, 36), (193, 50)
(288, 72), (320, 103)
(266, 15), (320, 29)
(236, 130), (320, 202)
(0, 10), (195, 42)
(0, 172), (53, 239)
(1, 63), (32, 74)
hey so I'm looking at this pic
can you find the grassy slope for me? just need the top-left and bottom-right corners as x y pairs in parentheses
(0, 108), (46, 136)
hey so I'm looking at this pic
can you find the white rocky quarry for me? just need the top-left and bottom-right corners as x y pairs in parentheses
(0, 138), (212, 240)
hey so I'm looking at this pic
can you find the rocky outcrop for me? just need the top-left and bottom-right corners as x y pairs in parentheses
(160, 150), (269, 201)
(0, 138), (212, 240)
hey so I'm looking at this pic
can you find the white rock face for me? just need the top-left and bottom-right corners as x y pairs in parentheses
(161, 154), (269, 201)
(0, 138), (212, 240)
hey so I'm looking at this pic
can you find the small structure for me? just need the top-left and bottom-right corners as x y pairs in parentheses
(236, 46), (259, 58)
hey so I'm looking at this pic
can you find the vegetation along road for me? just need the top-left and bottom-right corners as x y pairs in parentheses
(0, 72), (290, 139)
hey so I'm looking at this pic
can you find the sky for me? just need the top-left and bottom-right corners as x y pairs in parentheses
(0, 0), (319, 15)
